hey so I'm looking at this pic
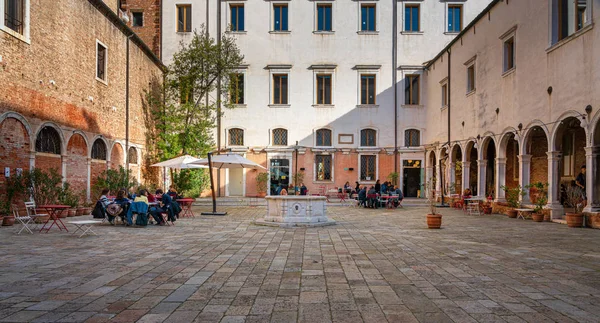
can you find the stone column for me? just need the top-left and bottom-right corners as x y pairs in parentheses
(461, 154), (470, 193)
(518, 155), (532, 203)
(584, 146), (600, 213)
(435, 160), (442, 197)
(547, 151), (564, 219)
(495, 157), (507, 202)
(425, 166), (434, 198)
(29, 151), (36, 170)
(477, 159), (486, 197)
(86, 157), (92, 202)
(61, 154), (68, 184)
(448, 162), (456, 194)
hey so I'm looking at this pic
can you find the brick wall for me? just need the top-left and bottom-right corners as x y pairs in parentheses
(120, 0), (161, 58)
(91, 161), (108, 197)
(505, 139), (519, 188)
(111, 144), (124, 169)
(0, 117), (31, 202)
(529, 132), (548, 185)
(0, 0), (163, 201)
(66, 134), (88, 202)
(35, 154), (62, 175)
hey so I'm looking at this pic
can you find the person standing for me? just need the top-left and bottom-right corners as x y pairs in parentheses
(374, 180), (381, 193)
(576, 165), (587, 207)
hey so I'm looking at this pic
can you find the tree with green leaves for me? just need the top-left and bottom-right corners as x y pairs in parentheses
(146, 25), (244, 196)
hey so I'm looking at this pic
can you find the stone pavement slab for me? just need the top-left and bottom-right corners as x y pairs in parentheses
(1, 206), (600, 322)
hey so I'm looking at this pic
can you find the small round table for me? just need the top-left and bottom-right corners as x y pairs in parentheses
(176, 199), (195, 218)
(38, 205), (70, 233)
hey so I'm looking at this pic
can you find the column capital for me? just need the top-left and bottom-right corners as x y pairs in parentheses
(477, 159), (487, 166)
(518, 154), (532, 162)
(495, 157), (507, 165)
(546, 151), (561, 160)
(585, 146), (600, 156)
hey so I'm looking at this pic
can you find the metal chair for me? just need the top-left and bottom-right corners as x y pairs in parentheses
(24, 201), (48, 225)
(14, 206), (35, 234)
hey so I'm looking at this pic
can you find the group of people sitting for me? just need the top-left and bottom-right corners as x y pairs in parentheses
(274, 183), (308, 196)
(352, 180), (404, 208)
(94, 185), (182, 226)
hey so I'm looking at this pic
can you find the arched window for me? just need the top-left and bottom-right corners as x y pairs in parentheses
(272, 128), (288, 146)
(315, 128), (332, 146)
(91, 139), (107, 160)
(35, 126), (61, 154)
(128, 147), (138, 164)
(405, 129), (420, 147)
(360, 129), (376, 147)
(228, 128), (244, 146)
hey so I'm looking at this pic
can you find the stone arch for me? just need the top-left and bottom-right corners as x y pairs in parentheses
(499, 131), (520, 189)
(110, 142), (125, 169)
(450, 144), (463, 194)
(481, 137), (497, 197)
(0, 112), (33, 149)
(552, 116), (586, 207)
(550, 111), (588, 151)
(89, 135), (109, 159)
(0, 115), (32, 197)
(521, 120), (550, 155)
(91, 138), (108, 161)
(591, 109), (600, 146)
(66, 133), (89, 202)
(523, 125), (549, 201)
(34, 122), (65, 155)
(465, 140), (478, 194)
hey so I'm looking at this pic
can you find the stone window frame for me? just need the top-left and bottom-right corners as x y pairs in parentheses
(314, 153), (334, 182)
(404, 128), (421, 148)
(271, 128), (289, 146)
(500, 25), (517, 76)
(128, 146), (139, 165)
(91, 139), (108, 161)
(96, 39), (109, 85)
(356, 0), (378, 34)
(270, 1), (290, 33)
(549, 0), (593, 46)
(313, 1), (335, 34)
(131, 10), (144, 27)
(266, 65), (292, 108)
(464, 55), (477, 96)
(401, 1), (423, 35)
(229, 70), (246, 107)
(440, 77), (448, 110)
(358, 153), (378, 183)
(444, 1), (464, 34)
(227, 2), (246, 34)
(359, 128), (378, 148)
(0, 0), (31, 44)
(227, 127), (245, 147)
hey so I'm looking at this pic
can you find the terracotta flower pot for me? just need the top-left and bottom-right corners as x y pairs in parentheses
(427, 214), (442, 229)
(2, 215), (15, 226)
(84, 207), (92, 215)
(77, 207), (85, 216)
(532, 213), (544, 222)
(68, 208), (77, 217)
(506, 210), (518, 218)
(0, 216), (4, 225)
(483, 206), (492, 214)
(565, 212), (583, 228)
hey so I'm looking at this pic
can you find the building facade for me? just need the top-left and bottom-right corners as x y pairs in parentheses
(0, 0), (164, 203)
(422, 0), (598, 220)
(161, 0), (491, 197)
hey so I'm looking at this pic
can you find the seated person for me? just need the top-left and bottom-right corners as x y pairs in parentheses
(358, 186), (367, 207)
(92, 189), (111, 219)
(167, 185), (179, 199)
(134, 189), (149, 204)
(280, 185), (288, 196)
(108, 189), (130, 224)
(149, 189), (172, 225)
(463, 188), (472, 198)
(126, 189), (150, 226)
(381, 181), (388, 194)
(300, 183), (308, 196)
(367, 186), (378, 208)
(344, 181), (352, 194)
(147, 192), (157, 203)
(393, 187), (404, 207)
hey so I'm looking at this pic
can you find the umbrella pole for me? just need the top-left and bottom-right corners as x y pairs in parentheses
(202, 152), (227, 216)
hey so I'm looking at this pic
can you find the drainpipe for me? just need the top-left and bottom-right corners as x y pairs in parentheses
(392, 0), (398, 174)
(441, 49), (452, 206)
(125, 34), (133, 180)
(216, 0), (222, 196)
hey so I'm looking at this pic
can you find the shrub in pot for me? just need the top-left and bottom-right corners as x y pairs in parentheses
(256, 172), (269, 198)
(501, 185), (525, 218)
(58, 183), (79, 217)
(425, 180), (442, 229)
(527, 182), (548, 223)
(564, 185), (584, 228)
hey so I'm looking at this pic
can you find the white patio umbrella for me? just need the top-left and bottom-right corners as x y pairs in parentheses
(190, 153), (266, 215)
(151, 155), (208, 169)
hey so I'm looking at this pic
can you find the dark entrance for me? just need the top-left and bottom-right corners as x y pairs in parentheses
(403, 160), (422, 197)
(269, 159), (290, 195)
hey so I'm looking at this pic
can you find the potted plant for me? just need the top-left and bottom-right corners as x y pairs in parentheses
(256, 172), (269, 198)
(501, 185), (525, 218)
(58, 183), (79, 217)
(425, 180), (442, 229)
(564, 185), (584, 228)
(527, 182), (548, 222)
(387, 172), (399, 187)
(83, 202), (93, 216)
(0, 201), (10, 226)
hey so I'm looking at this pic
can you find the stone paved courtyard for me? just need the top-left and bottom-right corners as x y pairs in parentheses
(1, 206), (600, 323)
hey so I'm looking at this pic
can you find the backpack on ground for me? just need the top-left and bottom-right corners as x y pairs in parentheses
(135, 212), (149, 226)
(92, 201), (105, 219)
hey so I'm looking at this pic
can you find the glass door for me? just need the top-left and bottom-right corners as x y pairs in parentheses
(270, 159), (290, 195)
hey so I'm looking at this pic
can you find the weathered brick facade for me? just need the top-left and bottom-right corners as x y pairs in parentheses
(0, 0), (164, 204)
(120, 0), (161, 59)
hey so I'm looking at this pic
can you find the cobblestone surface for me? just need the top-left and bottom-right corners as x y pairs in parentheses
(1, 206), (600, 322)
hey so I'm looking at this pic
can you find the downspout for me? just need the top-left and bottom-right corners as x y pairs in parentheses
(392, 0), (398, 174)
(159, 0), (163, 60)
(441, 49), (452, 206)
(126, 34), (133, 180)
(205, 0), (210, 116)
(216, 0), (222, 196)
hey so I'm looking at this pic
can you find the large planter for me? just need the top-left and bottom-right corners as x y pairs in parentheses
(427, 214), (442, 229)
(77, 207), (85, 216)
(56, 210), (68, 218)
(531, 213), (544, 222)
(506, 210), (518, 218)
(0, 216), (4, 226)
(483, 206), (492, 215)
(2, 215), (15, 226)
(68, 208), (77, 217)
(566, 212), (584, 228)
(83, 207), (92, 215)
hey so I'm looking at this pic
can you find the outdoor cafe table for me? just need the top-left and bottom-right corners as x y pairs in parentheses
(463, 198), (484, 216)
(176, 198), (195, 218)
(38, 205), (70, 233)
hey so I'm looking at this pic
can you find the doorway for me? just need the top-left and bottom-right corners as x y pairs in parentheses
(403, 160), (422, 198)
(228, 168), (243, 196)
(269, 159), (290, 195)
